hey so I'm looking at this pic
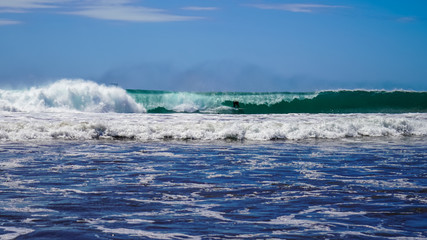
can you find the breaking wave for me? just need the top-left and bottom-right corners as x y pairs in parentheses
(128, 89), (427, 114)
(0, 79), (145, 113)
(1, 79), (426, 114)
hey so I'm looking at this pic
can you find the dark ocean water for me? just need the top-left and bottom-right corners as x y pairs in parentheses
(1, 138), (426, 239)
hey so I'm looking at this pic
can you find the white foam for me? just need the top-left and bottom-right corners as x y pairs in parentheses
(0, 79), (145, 113)
(300, 206), (367, 218)
(0, 227), (34, 240)
(391, 236), (427, 240)
(172, 103), (200, 113)
(350, 178), (419, 189)
(95, 226), (201, 240)
(126, 219), (155, 224)
(193, 208), (229, 222)
(0, 112), (426, 142)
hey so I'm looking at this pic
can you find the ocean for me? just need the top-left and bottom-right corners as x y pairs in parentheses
(0, 79), (426, 239)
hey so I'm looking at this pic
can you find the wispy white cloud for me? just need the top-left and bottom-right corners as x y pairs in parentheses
(0, 0), (203, 23)
(397, 16), (416, 23)
(0, 18), (21, 25)
(249, 3), (347, 13)
(0, 0), (63, 26)
(0, 9), (28, 13)
(0, 0), (61, 9)
(68, 4), (202, 22)
(181, 6), (219, 11)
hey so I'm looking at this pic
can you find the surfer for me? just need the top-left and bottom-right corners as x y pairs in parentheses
(233, 101), (240, 108)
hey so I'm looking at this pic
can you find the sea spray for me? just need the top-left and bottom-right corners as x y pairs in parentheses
(0, 79), (145, 113)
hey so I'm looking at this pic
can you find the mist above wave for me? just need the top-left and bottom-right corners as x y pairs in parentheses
(0, 79), (145, 113)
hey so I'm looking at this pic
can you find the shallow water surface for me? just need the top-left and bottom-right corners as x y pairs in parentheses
(0, 138), (426, 239)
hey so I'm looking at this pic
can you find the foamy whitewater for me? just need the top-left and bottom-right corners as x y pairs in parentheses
(0, 79), (145, 113)
(1, 111), (427, 142)
(1, 79), (426, 239)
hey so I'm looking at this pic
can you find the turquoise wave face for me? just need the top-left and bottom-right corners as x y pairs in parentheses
(127, 90), (427, 114)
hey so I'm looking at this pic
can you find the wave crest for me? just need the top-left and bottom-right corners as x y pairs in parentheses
(0, 79), (146, 113)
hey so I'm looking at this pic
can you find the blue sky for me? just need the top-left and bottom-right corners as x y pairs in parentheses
(0, 0), (426, 91)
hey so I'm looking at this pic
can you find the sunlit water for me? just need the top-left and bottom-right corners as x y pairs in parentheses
(1, 138), (426, 239)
